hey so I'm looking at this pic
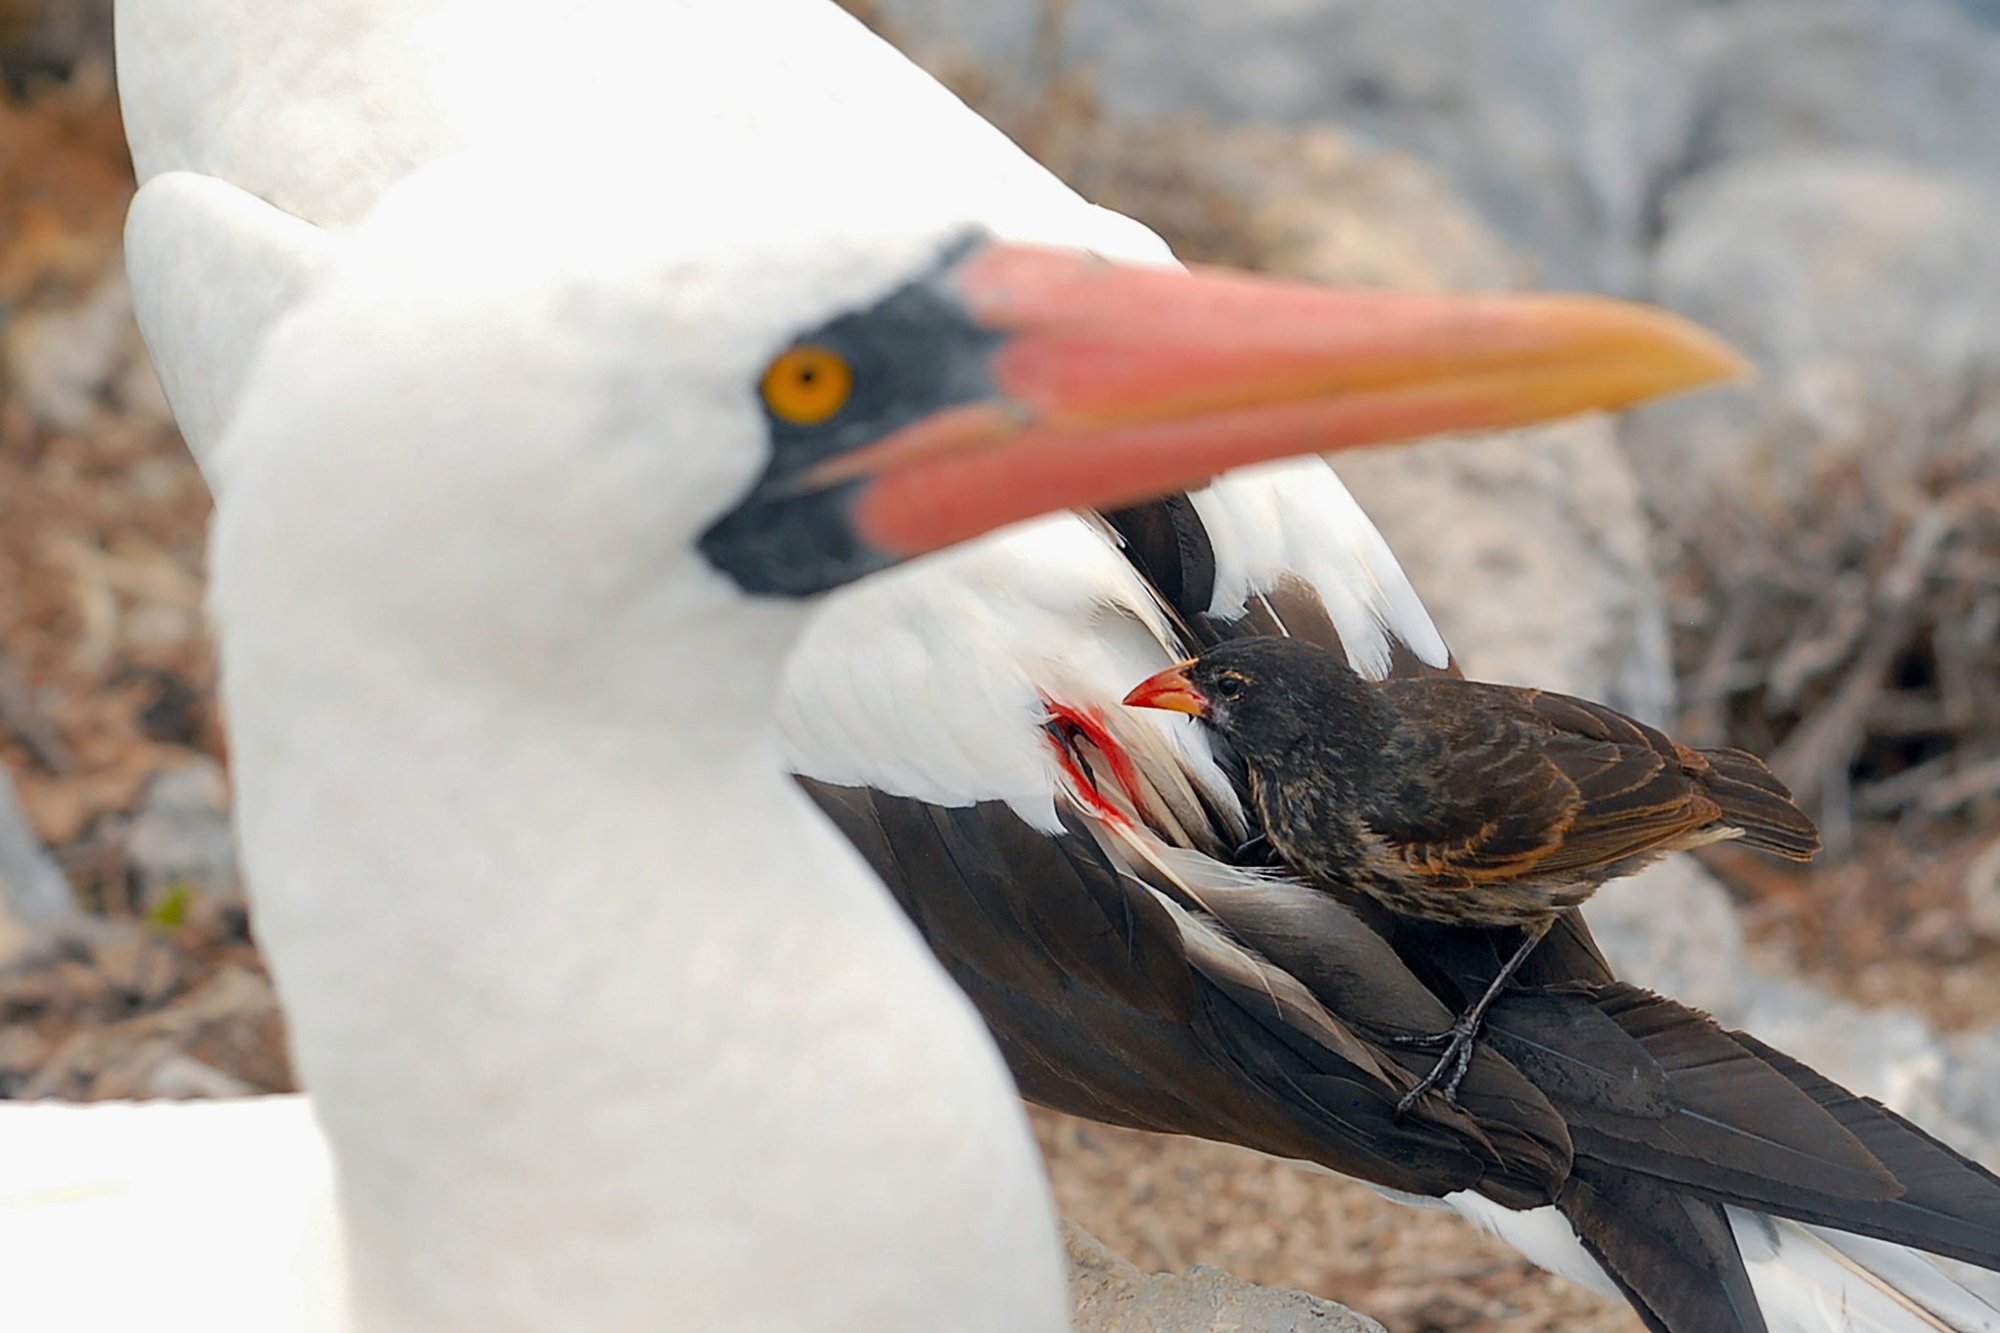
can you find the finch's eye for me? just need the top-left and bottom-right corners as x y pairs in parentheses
(761, 345), (854, 425)
(1214, 674), (1246, 700)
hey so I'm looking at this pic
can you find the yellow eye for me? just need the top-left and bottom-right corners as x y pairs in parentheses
(761, 345), (855, 425)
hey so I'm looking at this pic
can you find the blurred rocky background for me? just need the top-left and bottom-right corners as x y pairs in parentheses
(1, 0), (1997, 1329)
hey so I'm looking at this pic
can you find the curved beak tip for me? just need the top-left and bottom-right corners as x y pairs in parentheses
(1616, 304), (1756, 396)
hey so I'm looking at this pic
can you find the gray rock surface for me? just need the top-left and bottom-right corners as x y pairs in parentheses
(1066, 0), (1705, 294)
(1118, 122), (1525, 292)
(1065, 1223), (1383, 1333)
(1339, 419), (1675, 725)
(871, 0), (2000, 297)
(1628, 151), (2000, 521)
(872, 0), (1698, 290)
(1941, 1028), (2000, 1150)
(123, 757), (239, 908)
(1678, 1), (2000, 185)
(1578, 856), (1752, 1023)
(0, 762), (73, 963)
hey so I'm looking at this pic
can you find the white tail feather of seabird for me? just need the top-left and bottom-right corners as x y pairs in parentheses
(1732, 1211), (2000, 1333)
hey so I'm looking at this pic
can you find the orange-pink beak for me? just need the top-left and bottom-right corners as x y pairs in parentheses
(1122, 661), (1208, 717)
(822, 241), (1746, 558)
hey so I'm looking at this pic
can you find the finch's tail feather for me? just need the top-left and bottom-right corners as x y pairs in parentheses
(1700, 746), (1821, 861)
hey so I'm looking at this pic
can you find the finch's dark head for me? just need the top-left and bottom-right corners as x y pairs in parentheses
(1122, 637), (1381, 759)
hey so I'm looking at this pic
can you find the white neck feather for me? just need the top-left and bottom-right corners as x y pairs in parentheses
(136, 2), (1090, 1320)
(216, 590), (1068, 1329)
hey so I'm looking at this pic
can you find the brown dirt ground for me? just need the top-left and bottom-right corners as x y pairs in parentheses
(1035, 1110), (1640, 1332)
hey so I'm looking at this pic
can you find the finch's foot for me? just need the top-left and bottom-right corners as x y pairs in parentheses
(1390, 1013), (1484, 1117)
(1388, 919), (1557, 1117)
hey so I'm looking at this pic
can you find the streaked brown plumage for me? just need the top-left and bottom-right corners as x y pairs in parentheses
(1124, 635), (1819, 1113)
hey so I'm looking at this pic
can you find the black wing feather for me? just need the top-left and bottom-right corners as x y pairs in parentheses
(801, 778), (1557, 1201)
(1561, 1165), (1769, 1333)
(804, 494), (2000, 1333)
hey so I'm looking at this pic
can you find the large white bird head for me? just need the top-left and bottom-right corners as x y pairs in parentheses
(211, 152), (1738, 710)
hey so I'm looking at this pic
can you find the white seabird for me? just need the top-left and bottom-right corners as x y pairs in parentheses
(20, 3), (1976, 1331)
(9, 25), (1729, 1321)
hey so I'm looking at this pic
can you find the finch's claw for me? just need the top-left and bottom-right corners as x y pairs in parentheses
(1390, 1015), (1484, 1117)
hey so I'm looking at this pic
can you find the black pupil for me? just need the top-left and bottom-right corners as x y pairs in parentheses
(799, 366), (818, 384)
(1220, 677), (1241, 697)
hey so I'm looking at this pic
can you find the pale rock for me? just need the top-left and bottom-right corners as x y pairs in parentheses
(124, 757), (239, 907)
(867, 0), (2000, 296)
(1939, 1029), (2000, 1153)
(1677, 0), (2000, 185)
(1338, 418), (1675, 725)
(1964, 839), (2000, 941)
(1065, 1222), (1383, 1333)
(135, 1053), (259, 1101)
(0, 762), (73, 964)
(1579, 856), (1752, 1023)
(867, 0), (1699, 290)
(1629, 151), (2000, 521)
(1119, 122), (1525, 291)
(1734, 976), (1950, 1118)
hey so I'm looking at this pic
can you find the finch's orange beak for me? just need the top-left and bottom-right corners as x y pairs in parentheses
(1123, 661), (1208, 717)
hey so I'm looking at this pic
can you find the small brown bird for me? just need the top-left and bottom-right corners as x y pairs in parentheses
(1123, 636), (1818, 1115)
